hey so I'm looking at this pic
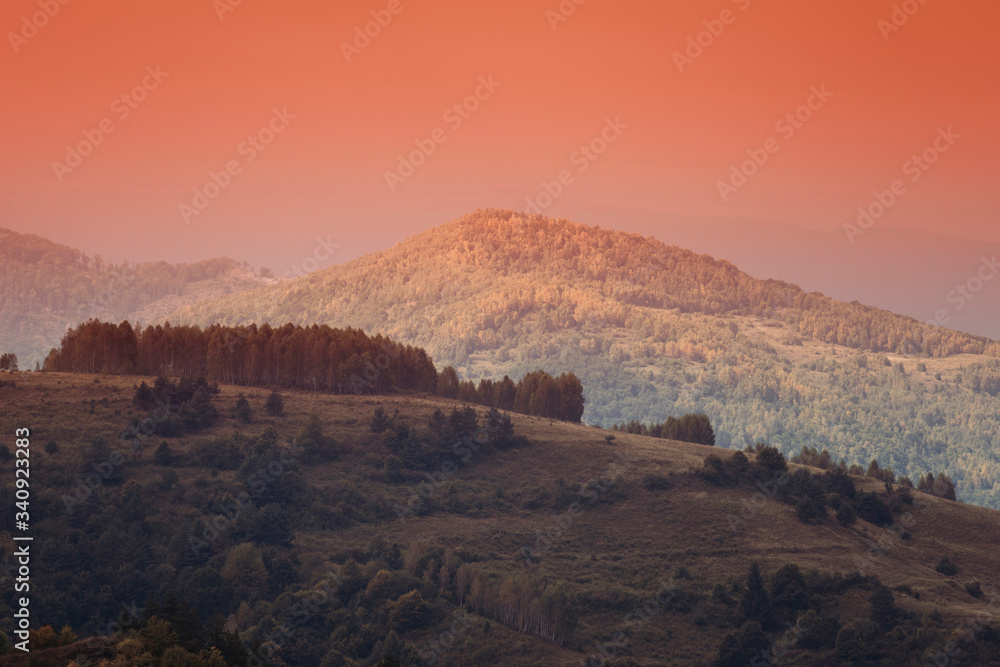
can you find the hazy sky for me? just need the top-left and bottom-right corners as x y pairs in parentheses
(1, 0), (997, 272)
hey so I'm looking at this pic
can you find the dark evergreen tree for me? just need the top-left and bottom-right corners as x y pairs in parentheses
(836, 502), (857, 527)
(370, 406), (393, 433)
(265, 390), (284, 416)
(233, 394), (252, 423)
(436, 366), (460, 398)
(739, 562), (770, 622)
(870, 583), (899, 630)
(755, 446), (787, 475)
(154, 441), (173, 466)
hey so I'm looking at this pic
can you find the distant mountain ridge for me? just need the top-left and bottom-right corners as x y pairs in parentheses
(563, 205), (1000, 340)
(0, 227), (275, 366)
(166, 209), (996, 360)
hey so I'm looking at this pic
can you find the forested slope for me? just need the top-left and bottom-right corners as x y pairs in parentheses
(1, 373), (999, 665)
(166, 211), (1000, 508)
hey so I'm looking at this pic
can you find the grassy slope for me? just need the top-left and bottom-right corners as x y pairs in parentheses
(1, 372), (999, 665)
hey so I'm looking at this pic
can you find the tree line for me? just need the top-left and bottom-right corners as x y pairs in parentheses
(40, 319), (588, 423)
(612, 413), (716, 446)
(436, 367), (585, 422)
(42, 320), (438, 394)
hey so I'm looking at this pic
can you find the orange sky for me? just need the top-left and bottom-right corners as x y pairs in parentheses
(1, 0), (997, 269)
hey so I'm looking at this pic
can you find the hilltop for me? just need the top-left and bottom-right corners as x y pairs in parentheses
(0, 372), (998, 665)
(168, 210), (995, 359)
(163, 210), (1000, 509)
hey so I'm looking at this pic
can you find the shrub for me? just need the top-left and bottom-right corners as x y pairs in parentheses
(383, 455), (405, 484)
(642, 473), (672, 491)
(965, 579), (983, 598)
(366, 570), (397, 600)
(390, 590), (430, 632)
(769, 564), (808, 616)
(796, 610), (840, 650)
(711, 584), (730, 605)
(58, 625), (77, 646)
(159, 470), (180, 490)
(755, 446), (787, 475)
(29, 626), (59, 650)
(715, 621), (770, 667)
(233, 394), (252, 424)
(796, 497), (825, 524)
(870, 583), (899, 629)
(155, 441), (173, 467)
(370, 406), (394, 433)
(298, 413), (337, 462)
(834, 626), (865, 662)
(701, 453), (749, 487)
(701, 455), (727, 485)
(935, 557), (959, 577)
(265, 390), (284, 416)
(836, 502), (857, 527)
(854, 491), (892, 526)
